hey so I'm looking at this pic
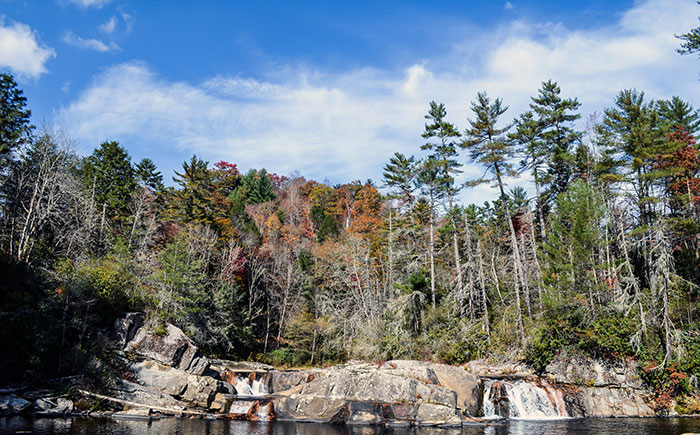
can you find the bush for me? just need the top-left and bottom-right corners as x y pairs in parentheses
(257, 348), (312, 368)
(640, 362), (690, 411)
(525, 312), (580, 373)
(580, 314), (635, 358)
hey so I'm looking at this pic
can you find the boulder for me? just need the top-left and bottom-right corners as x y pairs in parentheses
(113, 312), (145, 347)
(415, 403), (462, 426)
(124, 323), (210, 375)
(33, 397), (74, 414)
(180, 375), (220, 409)
(125, 359), (223, 409)
(385, 360), (481, 415)
(0, 395), (30, 415)
(113, 380), (188, 411)
(209, 393), (233, 413)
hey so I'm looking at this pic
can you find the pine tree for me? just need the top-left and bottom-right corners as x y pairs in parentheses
(598, 89), (668, 227)
(416, 157), (443, 308)
(167, 155), (214, 225)
(0, 73), (33, 166)
(511, 110), (548, 238)
(657, 96), (700, 135)
(135, 158), (164, 192)
(530, 80), (581, 199)
(80, 141), (137, 225)
(420, 101), (465, 304)
(543, 179), (606, 312)
(462, 91), (528, 338)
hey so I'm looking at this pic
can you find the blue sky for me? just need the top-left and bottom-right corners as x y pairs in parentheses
(1, 0), (699, 203)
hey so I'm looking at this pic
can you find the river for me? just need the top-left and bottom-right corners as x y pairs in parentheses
(2, 417), (700, 435)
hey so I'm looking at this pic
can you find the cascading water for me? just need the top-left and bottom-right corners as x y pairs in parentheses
(482, 378), (568, 420)
(233, 372), (270, 397)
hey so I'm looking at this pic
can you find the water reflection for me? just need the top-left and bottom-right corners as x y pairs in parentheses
(2, 417), (700, 435)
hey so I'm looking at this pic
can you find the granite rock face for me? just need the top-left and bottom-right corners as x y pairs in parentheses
(120, 319), (210, 376)
(116, 359), (224, 410)
(545, 354), (644, 389)
(270, 360), (477, 426)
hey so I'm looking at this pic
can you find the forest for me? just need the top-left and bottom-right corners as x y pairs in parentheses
(1, 60), (699, 408)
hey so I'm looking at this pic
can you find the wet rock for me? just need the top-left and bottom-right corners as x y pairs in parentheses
(0, 395), (31, 415)
(415, 403), (463, 426)
(33, 397), (74, 414)
(209, 393), (233, 413)
(112, 408), (156, 420)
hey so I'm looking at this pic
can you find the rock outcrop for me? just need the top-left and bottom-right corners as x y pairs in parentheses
(271, 360), (478, 426)
(116, 313), (210, 376)
(111, 314), (225, 412)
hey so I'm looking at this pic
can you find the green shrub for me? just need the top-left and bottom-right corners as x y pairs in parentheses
(525, 314), (579, 373)
(580, 314), (634, 358)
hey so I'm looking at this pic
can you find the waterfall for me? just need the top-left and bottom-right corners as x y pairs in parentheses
(482, 379), (568, 420)
(233, 372), (270, 397)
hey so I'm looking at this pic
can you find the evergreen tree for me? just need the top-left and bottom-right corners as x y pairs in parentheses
(416, 157), (443, 308)
(0, 73), (33, 166)
(80, 141), (137, 225)
(511, 110), (548, 238)
(597, 89), (668, 226)
(657, 96), (700, 135)
(463, 91), (529, 336)
(167, 155), (214, 225)
(543, 179), (606, 311)
(382, 152), (418, 218)
(135, 158), (164, 192)
(420, 101), (465, 301)
(530, 80), (581, 199)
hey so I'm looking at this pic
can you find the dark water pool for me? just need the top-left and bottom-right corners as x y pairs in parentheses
(2, 417), (700, 435)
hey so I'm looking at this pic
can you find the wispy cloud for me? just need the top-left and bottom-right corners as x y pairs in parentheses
(57, 0), (700, 202)
(0, 19), (55, 79)
(504, 2), (514, 11)
(121, 12), (133, 34)
(66, 0), (110, 8)
(99, 16), (117, 34)
(63, 31), (119, 52)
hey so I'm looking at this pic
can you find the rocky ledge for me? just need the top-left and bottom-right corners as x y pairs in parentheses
(0, 313), (666, 425)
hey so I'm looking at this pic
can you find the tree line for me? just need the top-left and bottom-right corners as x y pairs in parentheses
(0, 69), (699, 407)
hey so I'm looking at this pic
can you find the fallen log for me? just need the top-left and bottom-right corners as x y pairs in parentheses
(76, 389), (220, 417)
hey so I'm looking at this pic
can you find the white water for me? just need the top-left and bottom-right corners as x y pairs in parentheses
(234, 375), (269, 397)
(228, 400), (272, 421)
(482, 379), (569, 420)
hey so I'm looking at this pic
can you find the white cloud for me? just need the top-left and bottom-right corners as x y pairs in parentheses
(67, 0), (110, 8)
(504, 2), (514, 10)
(99, 16), (117, 34)
(57, 0), (700, 203)
(63, 31), (119, 52)
(0, 19), (55, 78)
